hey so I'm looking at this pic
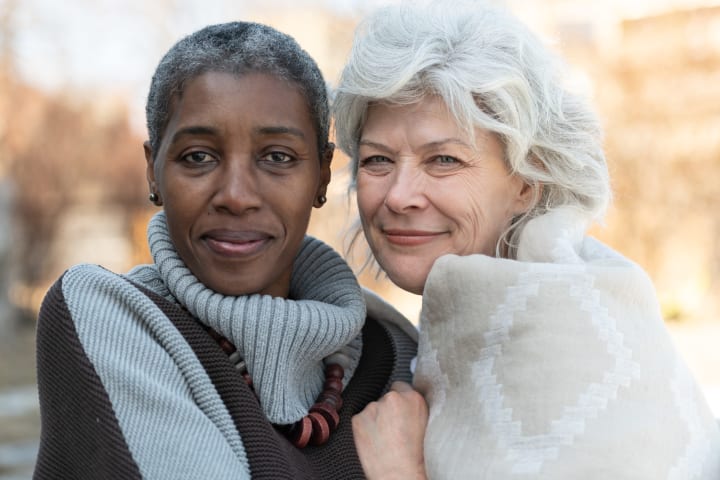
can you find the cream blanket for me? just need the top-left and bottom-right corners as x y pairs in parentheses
(414, 208), (720, 479)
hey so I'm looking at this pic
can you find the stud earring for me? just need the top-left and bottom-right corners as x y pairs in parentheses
(148, 192), (160, 205)
(317, 195), (327, 206)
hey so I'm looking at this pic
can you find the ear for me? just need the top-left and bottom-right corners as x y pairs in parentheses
(512, 178), (540, 216)
(144, 141), (163, 206)
(314, 142), (334, 208)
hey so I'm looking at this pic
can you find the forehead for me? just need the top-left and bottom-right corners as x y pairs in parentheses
(178, 71), (305, 111)
(163, 71), (317, 139)
(360, 96), (506, 160)
(362, 96), (480, 150)
(363, 97), (464, 135)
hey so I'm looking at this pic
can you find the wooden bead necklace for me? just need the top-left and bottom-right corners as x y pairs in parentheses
(206, 327), (344, 448)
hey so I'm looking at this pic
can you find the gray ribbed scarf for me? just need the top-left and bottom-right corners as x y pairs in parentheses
(148, 211), (366, 424)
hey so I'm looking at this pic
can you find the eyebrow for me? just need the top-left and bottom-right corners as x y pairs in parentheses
(169, 125), (307, 145)
(422, 138), (472, 149)
(358, 140), (395, 154)
(359, 137), (472, 153)
(255, 126), (307, 139)
(170, 126), (219, 144)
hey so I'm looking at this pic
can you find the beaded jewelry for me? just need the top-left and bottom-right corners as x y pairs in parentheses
(206, 327), (346, 448)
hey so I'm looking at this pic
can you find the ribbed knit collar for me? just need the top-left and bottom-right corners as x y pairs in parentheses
(148, 211), (366, 424)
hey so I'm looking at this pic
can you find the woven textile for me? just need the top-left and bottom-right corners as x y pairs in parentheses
(414, 207), (720, 479)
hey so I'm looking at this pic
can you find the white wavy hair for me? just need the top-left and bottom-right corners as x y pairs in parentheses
(333, 0), (611, 259)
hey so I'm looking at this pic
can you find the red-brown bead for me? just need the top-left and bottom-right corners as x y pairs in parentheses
(218, 338), (236, 355)
(208, 330), (347, 449)
(325, 364), (344, 380)
(323, 378), (344, 393)
(310, 402), (340, 430)
(318, 391), (343, 410)
(242, 372), (253, 389)
(308, 412), (331, 445)
(288, 416), (313, 448)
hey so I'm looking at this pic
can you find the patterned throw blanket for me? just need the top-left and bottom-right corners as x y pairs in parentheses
(414, 207), (720, 479)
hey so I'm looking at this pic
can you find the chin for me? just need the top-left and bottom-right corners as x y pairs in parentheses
(387, 273), (426, 296)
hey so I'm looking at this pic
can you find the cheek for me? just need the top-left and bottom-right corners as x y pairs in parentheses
(455, 201), (490, 252)
(356, 195), (372, 226)
(444, 178), (515, 254)
(283, 181), (321, 232)
(355, 179), (381, 221)
(284, 197), (313, 229)
(157, 163), (192, 200)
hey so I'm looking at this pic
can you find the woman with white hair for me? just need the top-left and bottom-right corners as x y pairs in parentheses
(335, 1), (720, 478)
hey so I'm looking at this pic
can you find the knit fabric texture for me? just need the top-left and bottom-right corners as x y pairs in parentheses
(34, 268), (417, 479)
(146, 211), (366, 424)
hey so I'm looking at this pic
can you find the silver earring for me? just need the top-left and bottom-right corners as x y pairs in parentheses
(317, 195), (327, 206)
(148, 192), (159, 204)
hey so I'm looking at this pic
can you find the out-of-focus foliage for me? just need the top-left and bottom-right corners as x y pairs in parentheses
(1, 0), (719, 324)
(2, 80), (147, 284)
(1, 26), (148, 318)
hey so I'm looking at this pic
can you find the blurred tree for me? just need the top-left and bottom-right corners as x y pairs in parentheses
(1, 80), (147, 319)
(8, 91), (147, 282)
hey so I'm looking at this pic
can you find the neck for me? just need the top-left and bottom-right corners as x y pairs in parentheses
(147, 211), (367, 424)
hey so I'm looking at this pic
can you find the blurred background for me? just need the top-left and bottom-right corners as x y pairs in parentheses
(1, 0), (719, 477)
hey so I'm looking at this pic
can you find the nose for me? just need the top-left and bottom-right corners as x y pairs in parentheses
(383, 162), (429, 213)
(211, 159), (263, 215)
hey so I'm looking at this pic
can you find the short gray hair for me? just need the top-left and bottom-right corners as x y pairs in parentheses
(147, 21), (330, 158)
(333, 1), (611, 258)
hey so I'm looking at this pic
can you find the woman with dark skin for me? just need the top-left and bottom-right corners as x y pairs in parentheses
(33, 21), (418, 479)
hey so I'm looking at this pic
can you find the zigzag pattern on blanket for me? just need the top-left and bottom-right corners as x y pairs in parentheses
(413, 209), (720, 480)
(474, 265), (642, 475)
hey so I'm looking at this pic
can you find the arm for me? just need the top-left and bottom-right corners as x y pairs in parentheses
(35, 275), (144, 479)
(34, 266), (251, 479)
(352, 381), (429, 480)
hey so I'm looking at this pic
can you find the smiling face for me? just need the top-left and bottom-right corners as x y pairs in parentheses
(146, 71), (331, 298)
(356, 96), (532, 294)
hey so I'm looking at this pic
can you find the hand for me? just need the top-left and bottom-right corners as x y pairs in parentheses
(352, 381), (429, 480)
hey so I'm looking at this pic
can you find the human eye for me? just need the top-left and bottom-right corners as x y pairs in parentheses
(261, 151), (295, 164)
(180, 151), (215, 165)
(434, 155), (460, 165)
(427, 154), (464, 174)
(359, 155), (393, 174)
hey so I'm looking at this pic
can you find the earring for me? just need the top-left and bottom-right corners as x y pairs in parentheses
(148, 192), (160, 204)
(317, 195), (327, 206)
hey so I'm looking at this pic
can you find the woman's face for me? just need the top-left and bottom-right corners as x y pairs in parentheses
(356, 96), (531, 294)
(146, 71), (330, 298)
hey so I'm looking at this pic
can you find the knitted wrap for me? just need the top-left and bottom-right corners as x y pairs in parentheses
(148, 211), (366, 424)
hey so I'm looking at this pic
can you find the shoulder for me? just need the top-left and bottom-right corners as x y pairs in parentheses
(44, 264), (128, 307)
(48, 264), (166, 333)
(56, 263), (176, 310)
(60, 263), (138, 301)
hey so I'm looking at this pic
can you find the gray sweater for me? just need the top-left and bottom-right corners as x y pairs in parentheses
(34, 234), (416, 479)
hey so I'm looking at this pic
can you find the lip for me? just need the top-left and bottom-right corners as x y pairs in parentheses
(202, 229), (274, 257)
(382, 229), (446, 247)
